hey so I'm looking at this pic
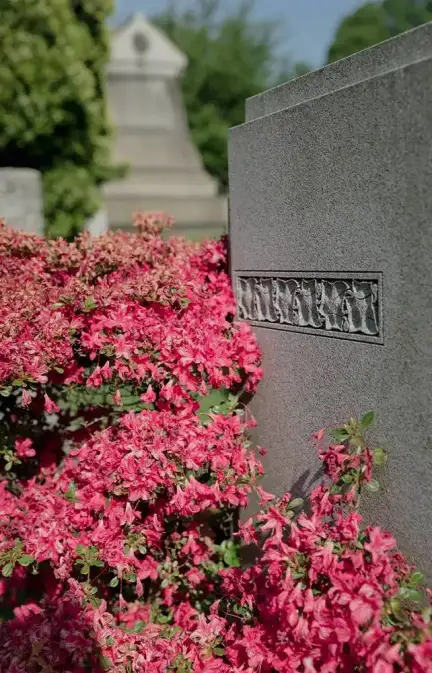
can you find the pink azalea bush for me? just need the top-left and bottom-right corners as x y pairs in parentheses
(0, 216), (430, 672)
(221, 419), (432, 673)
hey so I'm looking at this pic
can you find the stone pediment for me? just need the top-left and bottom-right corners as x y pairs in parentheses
(109, 12), (187, 77)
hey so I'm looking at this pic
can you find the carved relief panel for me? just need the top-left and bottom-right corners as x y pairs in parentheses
(236, 272), (383, 344)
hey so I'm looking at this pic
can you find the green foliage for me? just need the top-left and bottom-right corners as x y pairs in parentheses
(328, 0), (432, 63)
(197, 387), (240, 424)
(329, 413), (388, 503)
(0, 0), (122, 238)
(0, 539), (35, 578)
(217, 540), (241, 568)
(360, 410), (376, 430)
(154, 0), (307, 191)
(327, 3), (388, 64)
(75, 544), (104, 576)
(383, 0), (432, 33)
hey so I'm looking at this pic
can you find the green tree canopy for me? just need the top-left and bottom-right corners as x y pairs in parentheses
(154, 0), (306, 191)
(328, 0), (432, 64)
(0, 0), (121, 238)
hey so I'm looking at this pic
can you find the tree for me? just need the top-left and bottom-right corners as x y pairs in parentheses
(328, 0), (432, 64)
(154, 0), (305, 192)
(0, 0), (121, 238)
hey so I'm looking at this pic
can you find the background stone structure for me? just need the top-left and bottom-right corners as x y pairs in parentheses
(104, 13), (227, 239)
(0, 168), (44, 235)
(229, 23), (432, 576)
(85, 208), (109, 237)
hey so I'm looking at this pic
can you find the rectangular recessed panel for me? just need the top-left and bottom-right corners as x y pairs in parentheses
(235, 271), (383, 344)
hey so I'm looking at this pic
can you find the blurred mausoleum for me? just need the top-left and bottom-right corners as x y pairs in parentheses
(103, 13), (227, 239)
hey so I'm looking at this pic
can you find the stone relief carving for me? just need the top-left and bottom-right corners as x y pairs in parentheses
(236, 275), (380, 338)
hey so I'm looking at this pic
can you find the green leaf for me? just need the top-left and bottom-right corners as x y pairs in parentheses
(389, 597), (401, 615)
(2, 562), (14, 577)
(100, 655), (113, 671)
(361, 411), (376, 429)
(373, 448), (387, 466)
(223, 548), (240, 568)
(288, 498), (304, 510)
(331, 428), (349, 443)
(365, 478), (380, 493)
(213, 647), (225, 656)
(65, 482), (78, 503)
(348, 435), (364, 448)
(156, 612), (172, 624)
(83, 296), (97, 312)
(410, 572), (424, 586)
(399, 587), (421, 602)
(291, 570), (306, 579)
(109, 577), (119, 588)
(18, 555), (34, 567)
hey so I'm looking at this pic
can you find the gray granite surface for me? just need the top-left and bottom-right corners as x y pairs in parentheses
(229, 25), (432, 576)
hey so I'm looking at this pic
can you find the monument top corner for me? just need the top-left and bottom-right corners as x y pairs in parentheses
(110, 12), (188, 77)
(245, 20), (432, 122)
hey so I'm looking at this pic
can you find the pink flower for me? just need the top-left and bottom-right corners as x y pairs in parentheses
(255, 486), (275, 505)
(365, 527), (396, 560)
(140, 385), (156, 404)
(44, 393), (59, 414)
(13, 603), (42, 622)
(373, 661), (394, 673)
(237, 518), (258, 545)
(113, 389), (122, 406)
(311, 428), (325, 443)
(350, 596), (374, 625)
(21, 389), (32, 408)
(408, 639), (432, 672)
(15, 438), (35, 458)
(186, 568), (205, 587)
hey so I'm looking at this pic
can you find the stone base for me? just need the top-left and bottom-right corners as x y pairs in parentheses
(104, 185), (227, 240)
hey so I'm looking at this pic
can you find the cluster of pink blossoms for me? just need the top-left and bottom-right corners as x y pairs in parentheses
(221, 425), (432, 673)
(0, 216), (430, 672)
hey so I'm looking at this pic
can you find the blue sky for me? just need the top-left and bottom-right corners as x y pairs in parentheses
(115, 0), (366, 67)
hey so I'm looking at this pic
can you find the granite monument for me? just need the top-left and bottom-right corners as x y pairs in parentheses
(229, 23), (432, 574)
